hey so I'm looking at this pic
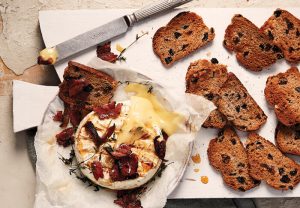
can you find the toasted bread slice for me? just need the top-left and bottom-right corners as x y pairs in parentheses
(246, 133), (300, 190)
(260, 9), (300, 62)
(208, 127), (260, 191)
(59, 61), (117, 110)
(202, 110), (228, 129)
(217, 73), (267, 131)
(276, 123), (300, 156)
(185, 59), (228, 128)
(224, 14), (283, 71)
(265, 67), (300, 126)
(153, 11), (215, 66)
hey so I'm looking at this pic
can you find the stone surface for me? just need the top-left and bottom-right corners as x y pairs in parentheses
(0, 96), (35, 208)
(0, 1), (300, 208)
(254, 198), (300, 208)
(166, 199), (236, 208)
(0, 0), (299, 75)
(0, 58), (59, 96)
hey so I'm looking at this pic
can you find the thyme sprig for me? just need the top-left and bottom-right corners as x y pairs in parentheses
(58, 147), (102, 191)
(117, 32), (149, 61)
(147, 161), (173, 184)
(58, 147), (75, 166)
(117, 80), (154, 94)
(76, 173), (102, 191)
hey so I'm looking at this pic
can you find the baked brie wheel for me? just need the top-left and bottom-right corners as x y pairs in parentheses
(74, 100), (165, 190)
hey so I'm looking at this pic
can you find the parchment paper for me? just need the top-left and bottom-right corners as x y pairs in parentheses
(34, 58), (215, 208)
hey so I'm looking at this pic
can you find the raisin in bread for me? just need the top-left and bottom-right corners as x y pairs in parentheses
(224, 14), (283, 72)
(260, 9), (300, 62)
(185, 58), (228, 128)
(208, 127), (260, 191)
(59, 61), (117, 110)
(153, 11), (215, 66)
(265, 67), (300, 126)
(275, 123), (300, 156)
(246, 133), (300, 190)
(217, 73), (267, 131)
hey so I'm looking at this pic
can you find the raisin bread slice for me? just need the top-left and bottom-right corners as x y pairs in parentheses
(265, 67), (300, 126)
(246, 133), (300, 190)
(185, 59), (228, 128)
(59, 61), (117, 110)
(208, 127), (260, 191)
(202, 110), (228, 129)
(224, 14), (283, 72)
(260, 9), (300, 62)
(275, 123), (300, 156)
(217, 73), (267, 131)
(153, 11), (215, 66)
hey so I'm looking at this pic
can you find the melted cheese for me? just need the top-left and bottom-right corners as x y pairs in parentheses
(74, 84), (184, 190)
(116, 83), (184, 145)
(39, 47), (58, 64)
(116, 43), (125, 52)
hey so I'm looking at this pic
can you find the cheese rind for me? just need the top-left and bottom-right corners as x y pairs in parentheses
(74, 83), (184, 190)
(74, 101), (162, 190)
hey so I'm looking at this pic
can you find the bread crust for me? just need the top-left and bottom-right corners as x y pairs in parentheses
(265, 67), (300, 126)
(224, 14), (282, 71)
(275, 123), (300, 156)
(153, 11), (215, 66)
(260, 9), (300, 63)
(246, 133), (300, 190)
(217, 73), (267, 131)
(207, 127), (260, 191)
(59, 61), (117, 110)
(185, 59), (228, 128)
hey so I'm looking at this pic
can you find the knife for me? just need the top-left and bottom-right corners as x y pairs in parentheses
(37, 0), (193, 65)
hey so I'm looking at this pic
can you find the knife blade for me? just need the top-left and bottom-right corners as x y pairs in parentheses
(37, 0), (193, 65)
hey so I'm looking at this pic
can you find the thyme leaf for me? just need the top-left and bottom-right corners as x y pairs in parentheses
(58, 148), (75, 165)
(147, 85), (153, 94)
(118, 56), (126, 62)
(59, 148), (102, 191)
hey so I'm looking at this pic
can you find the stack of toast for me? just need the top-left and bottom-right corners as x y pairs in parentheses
(152, 9), (300, 191)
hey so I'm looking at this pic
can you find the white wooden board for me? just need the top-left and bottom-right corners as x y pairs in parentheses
(39, 8), (300, 198)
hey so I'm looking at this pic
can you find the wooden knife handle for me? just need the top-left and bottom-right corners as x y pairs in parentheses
(127, 0), (192, 25)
